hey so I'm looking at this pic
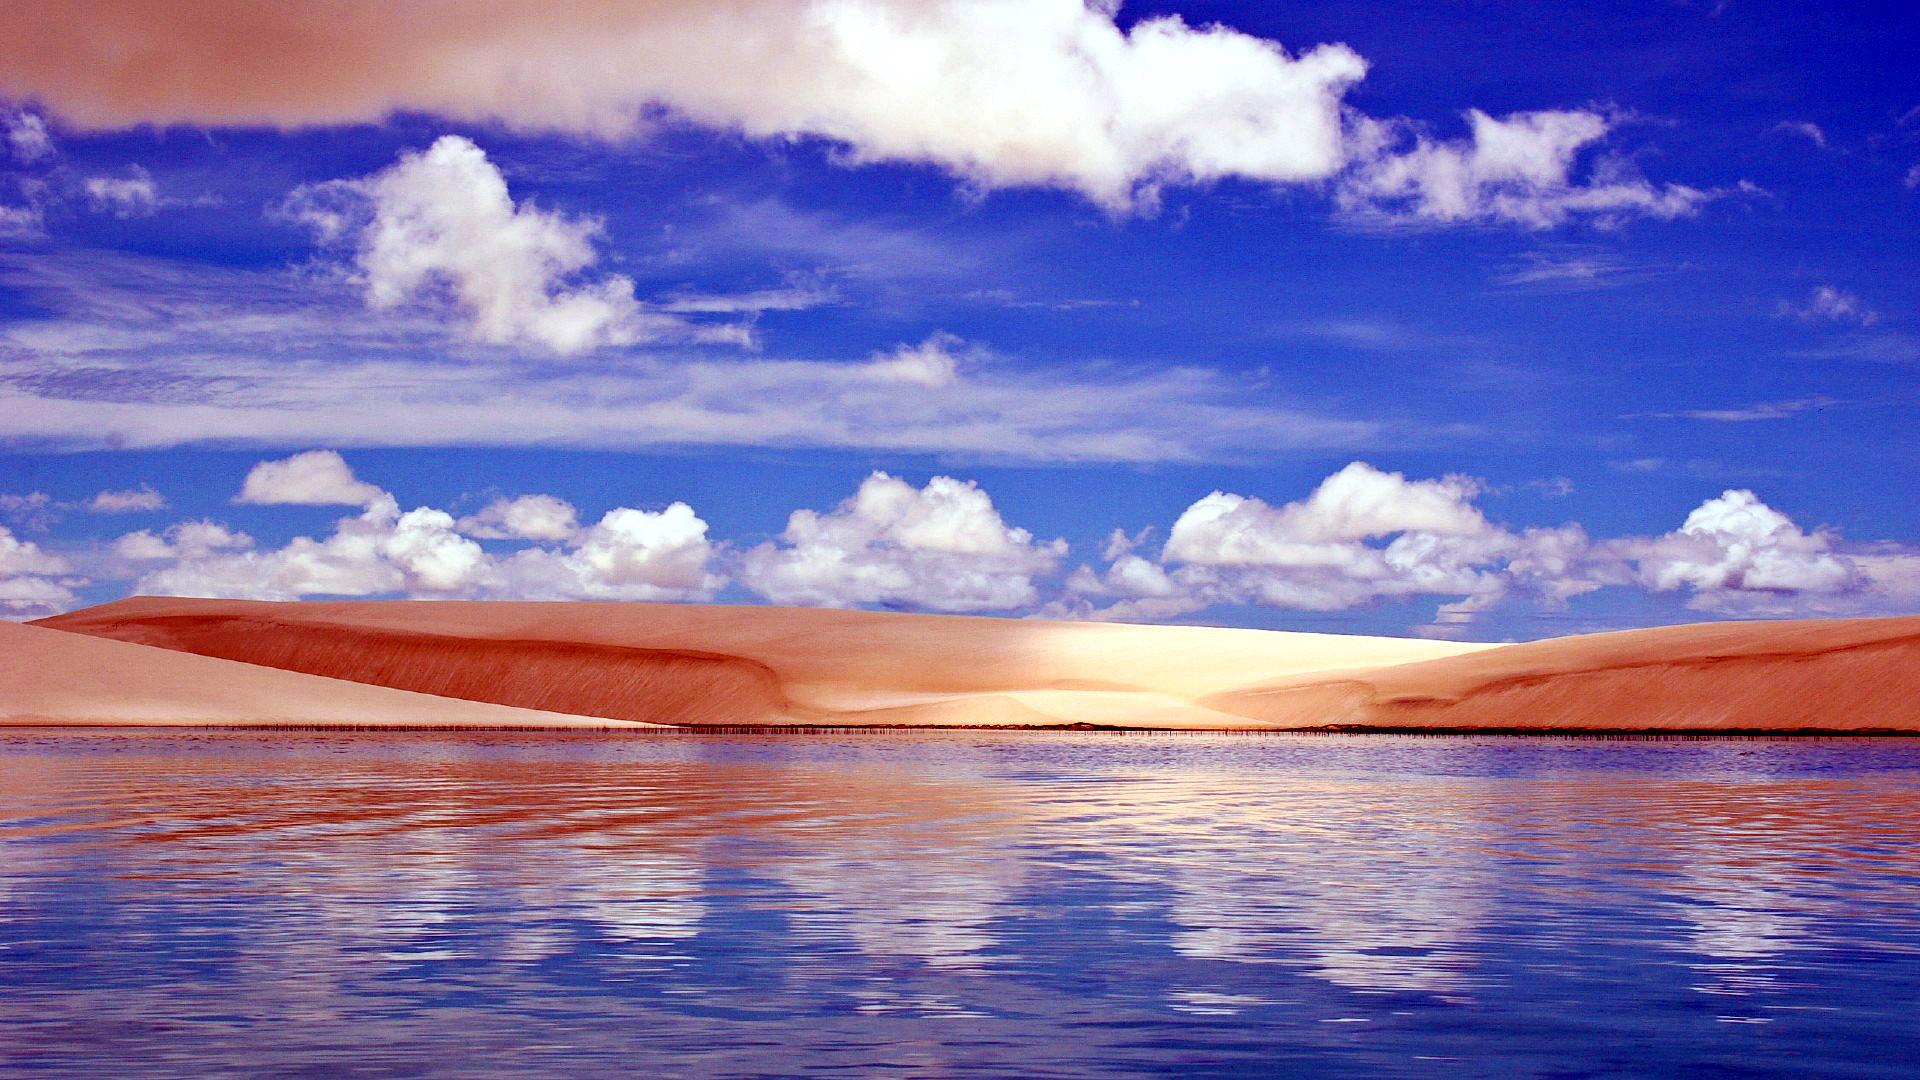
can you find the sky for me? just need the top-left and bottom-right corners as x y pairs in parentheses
(0, 0), (1915, 640)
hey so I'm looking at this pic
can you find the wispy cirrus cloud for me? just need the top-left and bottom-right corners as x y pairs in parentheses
(1787, 332), (1920, 364)
(657, 276), (840, 314)
(1271, 318), (1476, 352)
(0, 348), (1376, 463)
(670, 197), (998, 288)
(1777, 285), (1878, 327)
(0, 250), (1377, 463)
(1606, 457), (1794, 482)
(1631, 396), (1839, 423)
(1765, 120), (1828, 149)
(961, 287), (1137, 312)
(1490, 247), (1677, 291)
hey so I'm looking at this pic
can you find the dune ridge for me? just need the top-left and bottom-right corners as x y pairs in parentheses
(25, 598), (1920, 732)
(0, 621), (662, 729)
(38, 612), (793, 727)
(1204, 616), (1920, 732)
(38, 597), (1489, 729)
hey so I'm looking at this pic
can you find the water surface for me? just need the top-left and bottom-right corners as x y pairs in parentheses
(2, 730), (1918, 1077)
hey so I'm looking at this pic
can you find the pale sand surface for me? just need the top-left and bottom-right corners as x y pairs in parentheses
(27, 598), (1920, 731)
(38, 597), (1489, 728)
(1205, 615), (1920, 732)
(0, 621), (664, 729)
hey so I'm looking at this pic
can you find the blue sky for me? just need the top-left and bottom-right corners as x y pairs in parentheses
(0, 0), (1915, 639)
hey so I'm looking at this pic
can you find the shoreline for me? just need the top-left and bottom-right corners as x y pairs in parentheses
(5, 721), (1918, 739)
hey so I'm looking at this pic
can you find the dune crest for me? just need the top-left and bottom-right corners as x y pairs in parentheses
(1205, 616), (1920, 732)
(25, 598), (1920, 732)
(0, 621), (661, 729)
(35, 611), (792, 727)
(37, 597), (1486, 729)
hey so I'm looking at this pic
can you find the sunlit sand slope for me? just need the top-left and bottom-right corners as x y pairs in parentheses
(1204, 616), (1920, 732)
(0, 621), (661, 729)
(39, 598), (1917, 731)
(37, 597), (1489, 728)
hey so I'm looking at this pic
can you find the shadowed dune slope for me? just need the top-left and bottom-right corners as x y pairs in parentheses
(33, 608), (791, 727)
(37, 598), (1920, 731)
(0, 622), (660, 728)
(1204, 615), (1920, 732)
(38, 597), (1489, 728)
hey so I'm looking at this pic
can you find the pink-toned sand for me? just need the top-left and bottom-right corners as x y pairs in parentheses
(24, 597), (1920, 732)
(1203, 615), (1920, 732)
(36, 597), (1485, 728)
(0, 619), (662, 729)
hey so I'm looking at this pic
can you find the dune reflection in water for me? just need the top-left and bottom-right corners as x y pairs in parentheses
(2, 730), (1920, 1077)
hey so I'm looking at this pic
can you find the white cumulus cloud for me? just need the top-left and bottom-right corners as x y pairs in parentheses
(1167, 462), (1490, 557)
(114, 521), (253, 562)
(70, 457), (1920, 630)
(0, 203), (41, 240)
(735, 0), (1369, 210)
(741, 471), (1066, 612)
(1068, 462), (1609, 633)
(142, 498), (407, 599)
(0, 524), (75, 617)
(0, 1), (1370, 214)
(382, 505), (489, 592)
(1777, 285), (1877, 326)
(83, 167), (160, 218)
(0, 2), (1714, 225)
(456, 494), (581, 541)
(1070, 470), (1917, 632)
(1616, 489), (1856, 609)
(4, 109), (53, 163)
(144, 453), (721, 602)
(88, 484), (167, 513)
(495, 504), (722, 601)
(1340, 109), (1720, 228)
(236, 450), (388, 507)
(284, 135), (734, 355)
(861, 333), (964, 388)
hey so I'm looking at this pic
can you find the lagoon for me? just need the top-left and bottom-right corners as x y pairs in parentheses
(2, 730), (1918, 1077)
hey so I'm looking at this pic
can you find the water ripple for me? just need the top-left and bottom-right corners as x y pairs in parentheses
(2, 730), (1919, 1076)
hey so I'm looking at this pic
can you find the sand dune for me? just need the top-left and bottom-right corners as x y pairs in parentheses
(1204, 615), (1920, 732)
(0, 621), (663, 729)
(32, 609), (793, 727)
(37, 597), (1486, 728)
(26, 598), (1920, 732)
